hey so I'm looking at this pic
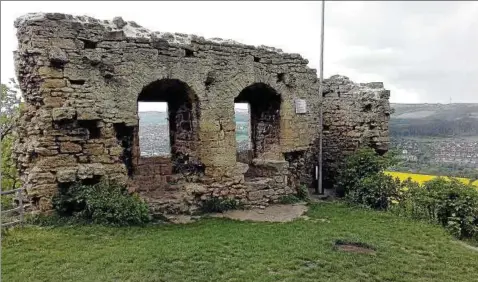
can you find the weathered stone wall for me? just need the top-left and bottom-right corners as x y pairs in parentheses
(321, 75), (391, 193)
(13, 13), (323, 214)
(13, 13), (390, 214)
(131, 156), (173, 194)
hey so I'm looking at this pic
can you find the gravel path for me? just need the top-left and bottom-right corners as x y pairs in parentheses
(212, 203), (308, 222)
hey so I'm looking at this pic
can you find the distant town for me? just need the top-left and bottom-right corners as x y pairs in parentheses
(392, 137), (478, 168)
(139, 105), (478, 178)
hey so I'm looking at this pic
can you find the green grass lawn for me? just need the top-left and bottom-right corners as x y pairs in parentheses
(2, 202), (478, 282)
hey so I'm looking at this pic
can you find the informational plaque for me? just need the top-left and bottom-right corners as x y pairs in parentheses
(295, 99), (307, 114)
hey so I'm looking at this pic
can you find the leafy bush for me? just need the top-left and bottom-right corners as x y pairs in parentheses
(388, 178), (421, 216)
(337, 147), (478, 240)
(1, 81), (22, 211)
(278, 195), (302, 204)
(25, 213), (83, 227)
(335, 148), (397, 197)
(52, 180), (150, 226)
(345, 173), (401, 210)
(200, 197), (243, 213)
(297, 185), (310, 201)
(395, 178), (478, 239)
(278, 185), (310, 204)
(337, 147), (400, 209)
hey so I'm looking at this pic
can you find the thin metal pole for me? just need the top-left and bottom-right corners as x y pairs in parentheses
(317, 0), (325, 195)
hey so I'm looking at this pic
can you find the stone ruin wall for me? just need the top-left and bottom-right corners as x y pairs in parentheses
(321, 75), (391, 194)
(12, 13), (390, 215)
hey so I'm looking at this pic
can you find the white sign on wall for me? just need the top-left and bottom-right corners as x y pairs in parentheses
(295, 99), (307, 114)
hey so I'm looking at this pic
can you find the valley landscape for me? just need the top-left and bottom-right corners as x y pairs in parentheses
(389, 103), (478, 180)
(139, 103), (478, 180)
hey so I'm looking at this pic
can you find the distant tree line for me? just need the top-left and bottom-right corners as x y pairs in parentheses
(390, 117), (478, 138)
(1, 79), (22, 193)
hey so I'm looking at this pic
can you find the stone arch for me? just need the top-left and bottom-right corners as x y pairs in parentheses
(133, 78), (203, 175)
(234, 82), (282, 160)
(227, 72), (289, 100)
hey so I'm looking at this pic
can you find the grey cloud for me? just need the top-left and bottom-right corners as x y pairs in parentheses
(326, 1), (478, 103)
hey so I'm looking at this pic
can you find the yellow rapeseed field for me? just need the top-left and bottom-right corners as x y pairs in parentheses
(384, 171), (478, 187)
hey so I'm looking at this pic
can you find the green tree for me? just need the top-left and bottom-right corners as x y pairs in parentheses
(1, 79), (21, 191)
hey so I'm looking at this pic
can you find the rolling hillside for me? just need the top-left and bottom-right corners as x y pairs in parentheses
(389, 103), (478, 178)
(390, 103), (478, 138)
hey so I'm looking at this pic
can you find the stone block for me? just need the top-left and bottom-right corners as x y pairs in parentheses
(38, 197), (54, 212)
(43, 97), (64, 108)
(56, 168), (78, 183)
(34, 148), (59, 156)
(31, 184), (58, 197)
(108, 146), (123, 156)
(35, 155), (77, 169)
(184, 183), (207, 195)
(78, 155), (89, 163)
(38, 66), (63, 78)
(78, 163), (105, 179)
(43, 78), (66, 89)
(77, 108), (100, 120)
(60, 142), (82, 153)
(50, 38), (77, 49)
(48, 47), (69, 64)
(248, 190), (267, 201)
(64, 67), (89, 81)
(90, 155), (115, 164)
(104, 30), (126, 41)
(273, 175), (284, 184)
(27, 171), (56, 185)
(84, 143), (105, 155)
(52, 107), (76, 121)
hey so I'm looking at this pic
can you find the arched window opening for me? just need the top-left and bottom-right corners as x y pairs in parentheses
(134, 79), (202, 176)
(234, 83), (281, 162)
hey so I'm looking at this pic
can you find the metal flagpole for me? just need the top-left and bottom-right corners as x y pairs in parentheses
(316, 0), (325, 195)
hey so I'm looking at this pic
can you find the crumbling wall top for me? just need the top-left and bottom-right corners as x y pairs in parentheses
(14, 12), (310, 63)
(325, 75), (390, 100)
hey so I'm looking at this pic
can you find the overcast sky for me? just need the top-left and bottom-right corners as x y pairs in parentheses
(1, 1), (477, 104)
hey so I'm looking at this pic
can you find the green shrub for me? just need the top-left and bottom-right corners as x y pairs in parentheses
(396, 178), (478, 239)
(337, 147), (400, 209)
(335, 147), (397, 197)
(200, 197), (243, 213)
(297, 185), (309, 201)
(389, 178), (421, 217)
(25, 213), (82, 227)
(336, 148), (478, 240)
(278, 195), (302, 204)
(278, 185), (309, 204)
(52, 180), (150, 226)
(345, 173), (401, 210)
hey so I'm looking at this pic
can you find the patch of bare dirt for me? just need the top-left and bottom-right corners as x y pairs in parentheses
(212, 203), (308, 222)
(454, 240), (478, 252)
(335, 240), (376, 254)
(163, 215), (200, 224)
